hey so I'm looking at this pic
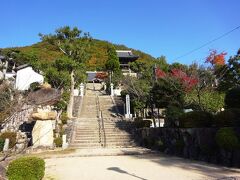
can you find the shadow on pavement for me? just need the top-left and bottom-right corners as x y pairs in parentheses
(107, 167), (148, 180)
(128, 154), (240, 179)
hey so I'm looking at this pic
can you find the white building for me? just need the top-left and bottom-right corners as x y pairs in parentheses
(15, 64), (44, 91)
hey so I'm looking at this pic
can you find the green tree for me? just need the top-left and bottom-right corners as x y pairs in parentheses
(105, 45), (120, 72)
(184, 90), (225, 113)
(122, 76), (151, 116)
(105, 45), (120, 90)
(156, 56), (169, 72)
(152, 77), (185, 109)
(40, 26), (91, 118)
(217, 49), (240, 91)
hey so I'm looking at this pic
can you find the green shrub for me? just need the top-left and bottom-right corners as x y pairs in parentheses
(61, 112), (68, 125)
(0, 138), (5, 151)
(134, 118), (152, 128)
(54, 137), (63, 147)
(7, 156), (45, 180)
(154, 140), (165, 151)
(225, 87), (240, 109)
(179, 111), (214, 128)
(175, 139), (185, 152)
(143, 137), (155, 148)
(0, 132), (17, 148)
(214, 108), (240, 127)
(29, 82), (41, 92)
(215, 127), (240, 151)
(164, 106), (184, 127)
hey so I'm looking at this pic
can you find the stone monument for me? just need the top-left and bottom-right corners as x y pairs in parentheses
(125, 94), (132, 119)
(80, 83), (84, 97)
(110, 83), (114, 96)
(3, 138), (9, 152)
(62, 134), (68, 150)
(31, 106), (56, 148)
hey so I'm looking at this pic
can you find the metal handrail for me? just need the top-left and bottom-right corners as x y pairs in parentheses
(95, 94), (102, 146)
(100, 111), (106, 147)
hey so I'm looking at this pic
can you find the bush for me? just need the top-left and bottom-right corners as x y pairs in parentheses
(54, 137), (63, 147)
(154, 139), (165, 151)
(7, 156), (45, 180)
(134, 118), (152, 128)
(215, 127), (240, 151)
(179, 111), (214, 128)
(214, 108), (240, 127)
(142, 137), (155, 148)
(0, 132), (17, 148)
(175, 138), (185, 153)
(225, 87), (240, 109)
(164, 106), (184, 127)
(61, 112), (68, 125)
(0, 139), (5, 151)
(29, 82), (41, 92)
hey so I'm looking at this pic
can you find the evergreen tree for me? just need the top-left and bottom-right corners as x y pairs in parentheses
(105, 45), (120, 72)
(40, 26), (91, 118)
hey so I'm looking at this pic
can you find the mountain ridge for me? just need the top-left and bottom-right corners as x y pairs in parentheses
(1, 39), (157, 70)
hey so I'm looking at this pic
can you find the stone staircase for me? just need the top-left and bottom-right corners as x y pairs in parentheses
(72, 96), (82, 117)
(99, 118), (136, 148)
(70, 83), (136, 149)
(70, 118), (136, 148)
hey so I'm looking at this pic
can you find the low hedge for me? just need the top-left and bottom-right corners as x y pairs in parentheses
(214, 108), (240, 127)
(134, 118), (152, 128)
(0, 139), (5, 151)
(225, 87), (240, 109)
(54, 137), (63, 147)
(215, 127), (240, 151)
(61, 112), (68, 125)
(7, 156), (45, 180)
(0, 132), (17, 148)
(179, 111), (214, 128)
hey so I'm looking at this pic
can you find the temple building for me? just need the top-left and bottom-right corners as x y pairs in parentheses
(116, 50), (138, 76)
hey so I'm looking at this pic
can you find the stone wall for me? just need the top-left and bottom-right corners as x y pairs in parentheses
(134, 127), (240, 167)
(73, 96), (83, 117)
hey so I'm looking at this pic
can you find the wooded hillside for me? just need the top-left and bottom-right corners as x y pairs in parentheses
(1, 39), (156, 70)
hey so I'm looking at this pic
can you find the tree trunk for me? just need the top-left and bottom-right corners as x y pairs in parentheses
(151, 105), (156, 127)
(67, 70), (75, 118)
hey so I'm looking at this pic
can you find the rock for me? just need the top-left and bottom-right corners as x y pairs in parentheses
(62, 135), (68, 150)
(32, 120), (54, 147)
(41, 83), (51, 89)
(3, 139), (9, 152)
(31, 111), (57, 120)
(16, 143), (25, 152)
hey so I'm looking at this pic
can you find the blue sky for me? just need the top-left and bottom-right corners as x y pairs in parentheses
(1, 0), (240, 64)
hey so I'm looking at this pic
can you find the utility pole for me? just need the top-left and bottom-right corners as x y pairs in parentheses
(151, 64), (157, 127)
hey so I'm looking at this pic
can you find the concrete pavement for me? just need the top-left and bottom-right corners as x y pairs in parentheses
(44, 153), (240, 180)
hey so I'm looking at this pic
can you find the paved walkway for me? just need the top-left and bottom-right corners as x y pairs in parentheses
(44, 153), (240, 180)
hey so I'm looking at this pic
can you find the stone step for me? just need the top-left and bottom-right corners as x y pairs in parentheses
(70, 142), (136, 147)
(75, 132), (131, 136)
(75, 128), (131, 131)
(69, 144), (102, 148)
(74, 134), (132, 138)
(76, 126), (131, 129)
(73, 137), (133, 142)
(72, 138), (134, 143)
(73, 141), (135, 145)
(73, 136), (133, 140)
(75, 130), (131, 133)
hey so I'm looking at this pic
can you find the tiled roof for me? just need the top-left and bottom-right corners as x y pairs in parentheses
(116, 50), (138, 58)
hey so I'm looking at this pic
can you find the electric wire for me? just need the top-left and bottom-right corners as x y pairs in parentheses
(173, 25), (240, 61)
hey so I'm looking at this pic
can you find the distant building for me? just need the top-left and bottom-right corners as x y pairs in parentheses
(116, 50), (139, 77)
(15, 64), (44, 91)
(0, 56), (44, 90)
(0, 55), (15, 80)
